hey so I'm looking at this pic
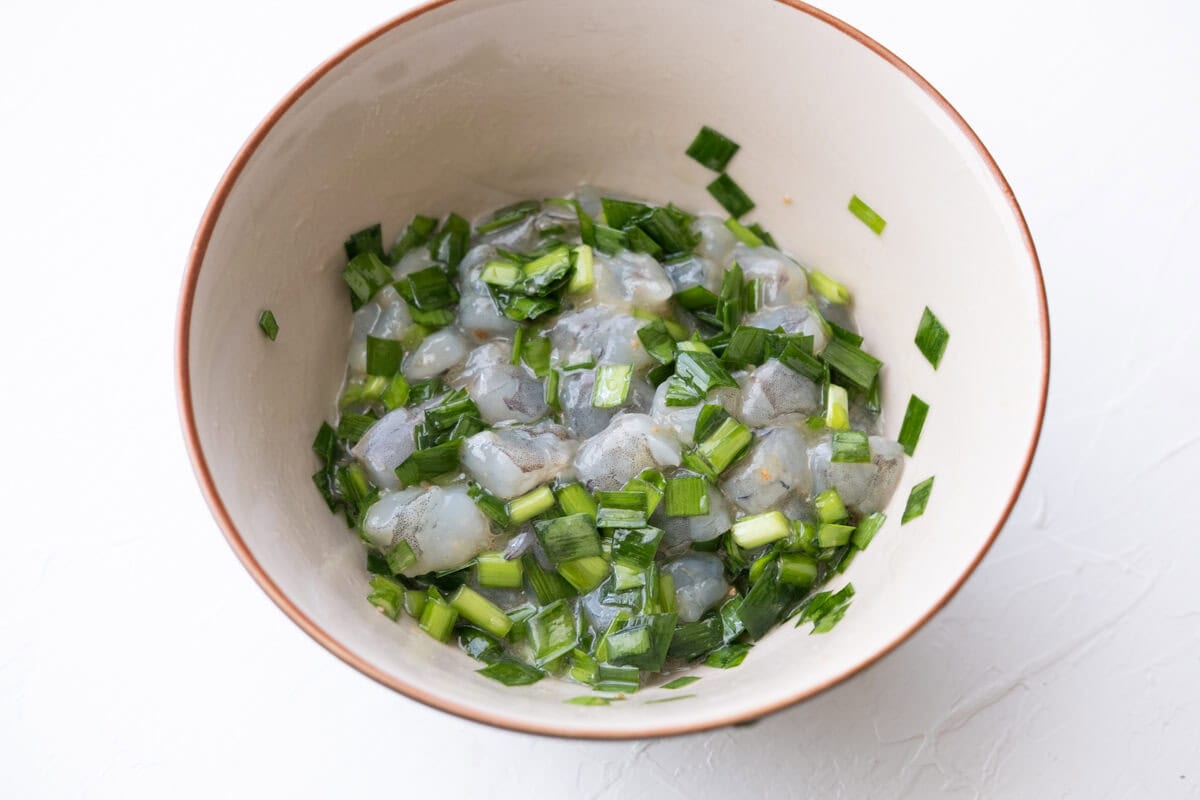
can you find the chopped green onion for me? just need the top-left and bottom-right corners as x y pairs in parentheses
(795, 583), (855, 633)
(636, 319), (677, 365)
(915, 307), (950, 369)
(827, 321), (863, 345)
(459, 627), (503, 662)
(837, 546), (860, 574)
(312, 421), (337, 468)
(778, 553), (819, 587)
(898, 394), (929, 456)
(418, 589), (459, 642)
(522, 553), (575, 604)
(747, 550), (777, 584)
(339, 376), (388, 409)
(779, 342), (825, 383)
(686, 126), (740, 171)
(605, 613), (677, 672)
(716, 263), (745, 332)
(389, 214), (438, 263)
(477, 658), (544, 686)
(592, 363), (633, 407)
(593, 225), (627, 255)
(817, 522), (855, 547)
(821, 337), (883, 391)
(403, 587), (427, 619)
(809, 270), (851, 305)
(257, 309), (279, 341)
(668, 616), (724, 661)
(475, 199), (539, 234)
(815, 487), (848, 523)
(674, 351), (738, 394)
(566, 695), (621, 706)
(718, 596), (745, 643)
(731, 510), (791, 549)
(824, 383), (850, 430)
(408, 307), (456, 328)
(568, 648), (599, 686)
(623, 469), (665, 515)
(367, 576), (405, 620)
(385, 540), (416, 574)
(394, 439), (461, 486)
(852, 512), (887, 550)
(663, 376), (704, 407)
(396, 265), (459, 310)
(831, 430), (871, 463)
(336, 413), (375, 443)
(848, 194), (886, 235)
(365, 336), (402, 376)
(312, 470), (337, 512)
(535, 513), (601, 563)
(342, 251), (394, 308)
(510, 327), (525, 365)
(335, 462), (371, 508)
(706, 173), (755, 218)
(480, 260), (523, 288)
(562, 358), (595, 372)
(428, 212), (470, 270)
(568, 244), (594, 293)
(664, 476), (710, 517)
(544, 369), (560, 410)
(449, 586), (513, 638)
(676, 339), (713, 355)
(555, 482), (597, 520)
(624, 225), (663, 259)
(507, 485), (557, 524)
(674, 285), (720, 310)
(600, 198), (649, 229)
(902, 476), (935, 525)
(521, 245), (573, 291)
(737, 561), (789, 639)
(468, 482), (510, 527)
(595, 490), (648, 528)
(594, 663), (641, 693)
(705, 643), (751, 669)
(557, 556), (610, 593)
(695, 416), (754, 475)
(662, 675), (700, 690)
(475, 552), (523, 589)
(748, 222), (777, 248)
(724, 218), (764, 247)
(380, 375), (410, 410)
(723, 325), (771, 367)
(344, 223), (384, 261)
(611, 527), (663, 571)
(633, 207), (697, 257)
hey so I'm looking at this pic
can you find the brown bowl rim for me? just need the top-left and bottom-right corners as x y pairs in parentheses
(175, 0), (1051, 740)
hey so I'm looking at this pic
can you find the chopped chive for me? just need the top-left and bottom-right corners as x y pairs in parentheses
(475, 199), (539, 234)
(686, 126), (741, 171)
(389, 214), (438, 263)
(723, 325), (771, 367)
(634, 207), (697, 257)
(848, 195), (886, 235)
(396, 265), (459, 310)
(527, 600), (578, 664)
(477, 658), (545, 686)
(605, 613), (677, 672)
(716, 263), (745, 332)
(568, 648), (599, 686)
(827, 321), (863, 346)
(459, 627), (503, 662)
(521, 245), (573, 290)
(480, 260), (523, 288)
(817, 522), (855, 547)
(646, 361), (674, 387)
(507, 485), (557, 524)
(825, 383), (850, 430)
(403, 588), (427, 619)
(815, 487), (848, 523)
(566, 695), (621, 706)
(706, 174), (755, 219)
(562, 358), (595, 372)
(449, 586), (513, 638)
(852, 512), (887, 550)
(747, 550), (777, 584)
(312, 421), (337, 468)
(595, 489), (648, 528)
(809, 270), (851, 305)
(365, 336), (402, 376)
(600, 198), (649, 229)
(694, 404), (730, 442)
(535, 513), (601, 563)
(663, 376), (704, 407)
(718, 596), (745, 643)
(821, 338), (883, 392)
(468, 482), (510, 527)
(568, 245), (594, 293)
(555, 482), (597, 520)
(676, 339), (714, 355)
(592, 363), (633, 407)
(705, 643), (751, 669)
(380, 375), (410, 410)
(915, 307), (950, 369)
(831, 430), (871, 463)
(898, 394), (930, 456)
(796, 583), (855, 633)
(544, 369), (560, 410)
(779, 342), (825, 383)
(624, 224), (664, 259)
(342, 251), (393, 308)
(747, 222), (777, 248)
(637, 319), (677, 365)
(339, 376), (388, 409)
(623, 469), (665, 515)
(312, 470), (337, 511)
(836, 546), (860, 574)
(394, 439), (461, 487)
(737, 561), (789, 639)
(344, 223), (384, 261)
(570, 199), (597, 247)
(594, 663), (641, 693)
(428, 212), (470, 270)
(731, 510), (791, 549)
(408, 307), (456, 328)
(901, 476), (935, 525)
(418, 589), (459, 642)
(367, 576), (405, 620)
(674, 351), (738, 394)
(662, 675), (701, 690)
(667, 616), (723, 661)
(695, 417), (753, 474)
(611, 526), (663, 572)
(674, 285), (720, 311)
(336, 413), (375, 443)
(664, 476), (710, 517)
(522, 553), (575, 604)
(778, 553), (819, 587)
(593, 225), (628, 255)
(557, 555), (610, 593)
(257, 309), (279, 341)
(724, 218), (764, 247)
(476, 552), (524, 589)
(510, 327), (525, 366)
(385, 540), (416, 574)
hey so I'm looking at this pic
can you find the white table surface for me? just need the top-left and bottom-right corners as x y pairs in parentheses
(3, 0), (1198, 796)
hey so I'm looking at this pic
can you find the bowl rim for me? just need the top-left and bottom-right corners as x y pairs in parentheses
(175, 0), (1050, 740)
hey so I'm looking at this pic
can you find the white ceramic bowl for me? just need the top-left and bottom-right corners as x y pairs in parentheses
(177, 0), (1048, 738)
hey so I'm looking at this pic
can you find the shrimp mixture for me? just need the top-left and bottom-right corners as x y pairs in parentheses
(311, 185), (905, 691)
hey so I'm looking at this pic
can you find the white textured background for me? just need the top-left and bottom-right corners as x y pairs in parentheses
(2, 0), (1198, 796)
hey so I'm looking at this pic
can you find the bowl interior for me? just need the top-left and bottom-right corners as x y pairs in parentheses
(181, 0), (1046, 737)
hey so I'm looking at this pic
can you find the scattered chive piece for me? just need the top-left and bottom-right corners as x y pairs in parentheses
(815, 487), (848, 523)
(831, 430), (871, 463)
(380, 375), (410, 410)
(428, 212), (471, 270)
(898, 394), (930, 456)
(825, 383), (850, 430)
(312, 421), (336, 468)
(644, 694), (696, 704)
(664, 477), (709, 517)
(724, 218), (764, 247)
(568, 245), (595, 293)
(336, 413), (375, 443)
(902, 476), (935, 525)
(566, 695), (619, 706)
(507, 485), (557, 524)
(593, 225), (628, 255)
(668, 617), (724, 661)
(674, 285), (720, 310)
(520, 335), (551, 377)
(344, 223), (384, 261)
(836, 546), (860, 574)
(459, 627), (503, 662)
(915, 307), (950, 369)
(595, 490), (649, 529)
(481, 260), (523, 288)
(848, 195), (886, 235)
(385, 541), (416, 574)
(397, 265), (459, 310)
(611, 526), (664, 572)
(418, 589), (459, 642)
(592, 363), (633, 407)
(475, 199), (539, 234)
(257, 310), (279, 341)
(674, 351), (738, 395)
(723, 326), (771, 367)
(809, 270), (851, 305)
(817, 522), (855, 548)
(662, 675), (701, 690)
(556, 482), (598, 520)
(557, 555), (610, 593)
(367, 576), (405, 620)
(544, 369), (560, 410)
(468, 483), (510, 527)
(827, 321), (863, 346)
(600, 198), (650, 229)
(778, 342), (825, 383)
(365, 336), (402, 376)
(389, 214), (438, 263)
(731, 510), (791, 549)
(594, 663), (641, 693)
(342, 252), (394, 308)
(522, 553), (575, 605)
(686, 126), (740, 171)
(637, 320), (677, 365)
(535, 513), (601, 563)
(821, 337), (883, 391)
(705, 643), (751, 669)
(778, 553), (819, 587)
(605, 613), (678, 672)
(394, 440), (461, 487)
(476, 552), (524, 589)
(796, 583), (855, 633)
(449, 586), (513, 638)
(695, 416), (754, 475)
(706, 174), (755, 218)
(851, 512), (887, 550)
(477, 659), (544, 686)
(403, 588), (427, 619)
